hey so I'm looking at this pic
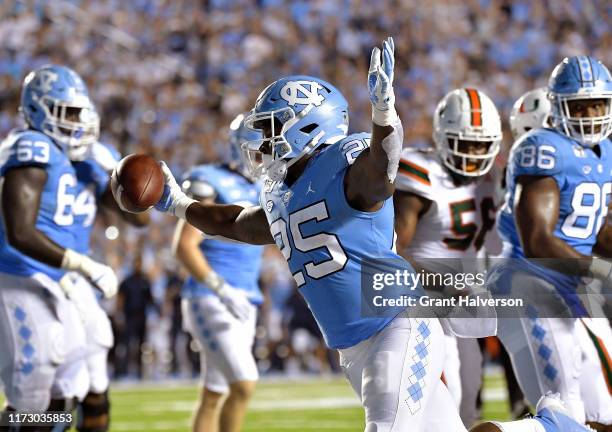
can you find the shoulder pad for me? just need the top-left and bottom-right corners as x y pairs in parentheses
(337, 133), (371, 166)
(509, 129), (565, 178)
(0, 129), (64, 174)
(395, 148), (438, 200)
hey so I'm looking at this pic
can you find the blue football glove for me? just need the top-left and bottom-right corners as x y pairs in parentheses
(368, 37), (397, 126)
(154, 161), (195, 219)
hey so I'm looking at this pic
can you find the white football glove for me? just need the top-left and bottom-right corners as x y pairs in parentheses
(58, 272), (79, 299)
(205, 272), (252, 322)
(218, 283), (253, 322)
(154, 161), (196, 219)
(61, 249), (118, 299)
(368, 37), (398, 126)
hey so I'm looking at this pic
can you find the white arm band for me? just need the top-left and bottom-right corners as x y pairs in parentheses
(381, 118), (404, 183)
(61, 248), (94, 275)
(372, 105), (399, 127)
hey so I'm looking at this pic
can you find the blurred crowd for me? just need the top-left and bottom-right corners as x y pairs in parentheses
(0, 0), (610, 378)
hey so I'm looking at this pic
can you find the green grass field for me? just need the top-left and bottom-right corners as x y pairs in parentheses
(2, 371), (511, 431)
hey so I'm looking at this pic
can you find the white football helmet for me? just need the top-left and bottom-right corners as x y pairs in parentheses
(433, 88), (502, 177)
(509, 87), (551, 140)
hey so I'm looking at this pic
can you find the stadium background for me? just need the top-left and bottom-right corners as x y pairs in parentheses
(0, 0), (610, 430)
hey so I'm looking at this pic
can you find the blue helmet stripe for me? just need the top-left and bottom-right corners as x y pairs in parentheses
(586, 56), (596, 86)
(577, 55), (594, 86)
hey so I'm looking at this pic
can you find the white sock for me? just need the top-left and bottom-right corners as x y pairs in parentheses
(490, 419), (546, 432)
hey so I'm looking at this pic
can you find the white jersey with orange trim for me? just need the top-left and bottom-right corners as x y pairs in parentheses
(395, 147), (499, 260)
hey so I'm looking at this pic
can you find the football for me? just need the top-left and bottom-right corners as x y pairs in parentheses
(111, 154), (164, 213)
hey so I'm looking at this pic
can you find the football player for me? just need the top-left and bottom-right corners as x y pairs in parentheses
(505, 83), (612, 430)
(0, 65), (117, 430)
(171, 114), (263, 432)
(394, 87), (502, 427)
(490, 55), (612, 430)
(63, 140), (150, 432)
(119, 39), (593, 431)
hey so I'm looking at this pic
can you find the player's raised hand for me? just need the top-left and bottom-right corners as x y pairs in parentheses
(368, 37), (397, 126)
(154, 161), (195, 219)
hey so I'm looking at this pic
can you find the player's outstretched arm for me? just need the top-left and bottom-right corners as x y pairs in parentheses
(346, 37), (404, 212)
(151, 162), (273, 245)
(2, 167), (118, 298)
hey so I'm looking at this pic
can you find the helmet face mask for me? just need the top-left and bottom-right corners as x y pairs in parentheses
(433, 88), (502, 178)
(228, 112), (263, 181)
(243, 107), (295, 180)
(552, 95), (612, 146)
(548, 56), (612, 147)
(21, 65), (99, 161)
(446, 137), (498, 176)
(39, 95), (99, 161)
(242, 76), (349, 182)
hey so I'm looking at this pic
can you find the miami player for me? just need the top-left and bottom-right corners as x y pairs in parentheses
(509, 88), (552, 141)
(395, 87), (501, 264)
(63, 140), (150, 432)
(0, 65), (117, 429)
(504, 81), (612, 430)
(120, 38), (594, 431)
(171, 114), (263, 432)
(394, 87), (502, 426)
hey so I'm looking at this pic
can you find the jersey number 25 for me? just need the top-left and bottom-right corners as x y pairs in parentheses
(270, 201), (348, 287)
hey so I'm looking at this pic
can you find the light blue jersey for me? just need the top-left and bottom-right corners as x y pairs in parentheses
(261, 133), (409, 349)
(497, 128), (612, 313)
(0, 129), (78, 281)
(182, 165), (264, 304)
(72, 142), (121, 254)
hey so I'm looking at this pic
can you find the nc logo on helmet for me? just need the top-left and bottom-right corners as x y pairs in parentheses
(280, 81), (325, 107)
(37, 70), (59, 93)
